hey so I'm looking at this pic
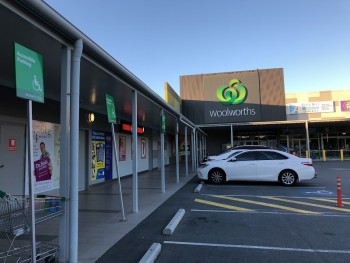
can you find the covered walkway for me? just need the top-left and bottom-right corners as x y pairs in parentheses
(0, 164), (196, 263)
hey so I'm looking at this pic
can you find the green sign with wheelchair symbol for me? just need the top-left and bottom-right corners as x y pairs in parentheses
(105, 93), (117, 124)
(14, 43), (44, 103)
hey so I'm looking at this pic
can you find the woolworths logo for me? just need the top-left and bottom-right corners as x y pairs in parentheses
(216, 79), (247, 105)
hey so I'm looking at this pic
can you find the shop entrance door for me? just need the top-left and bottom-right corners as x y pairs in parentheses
(0, 124), (26, 194)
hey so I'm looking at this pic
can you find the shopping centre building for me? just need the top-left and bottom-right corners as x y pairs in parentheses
(176, 68), (350, 160)
(0, 1), (349, 262)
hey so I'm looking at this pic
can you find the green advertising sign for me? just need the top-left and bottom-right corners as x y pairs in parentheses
(105, 93), (117, 124)
(14, 43), (44, 103)
(161, 114), (166, 134)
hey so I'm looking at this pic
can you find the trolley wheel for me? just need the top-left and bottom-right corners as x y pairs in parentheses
(45, 255), (56, 263)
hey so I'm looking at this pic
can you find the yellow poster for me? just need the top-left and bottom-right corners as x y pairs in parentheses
(91, 131), (106, 180)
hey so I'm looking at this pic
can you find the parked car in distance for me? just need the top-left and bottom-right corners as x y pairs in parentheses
(202, 145), (271, 162)
(197, 149), (316, 186)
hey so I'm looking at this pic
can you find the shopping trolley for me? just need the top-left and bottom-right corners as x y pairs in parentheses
(0, 190), (64, 263)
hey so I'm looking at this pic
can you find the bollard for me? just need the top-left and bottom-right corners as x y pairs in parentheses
(336, 176), (344, 207)
(322, 150), (326, 161)
(340, 149), (344, 161)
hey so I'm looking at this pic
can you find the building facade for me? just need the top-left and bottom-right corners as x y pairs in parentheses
(179, 68), (350, 160)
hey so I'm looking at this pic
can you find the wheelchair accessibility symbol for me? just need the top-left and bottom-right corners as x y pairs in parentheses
(304, 190), (333, 195)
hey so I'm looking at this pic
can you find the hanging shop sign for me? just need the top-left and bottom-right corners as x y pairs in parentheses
(14, 43), (44, 103)
(105, 94), (117, 123)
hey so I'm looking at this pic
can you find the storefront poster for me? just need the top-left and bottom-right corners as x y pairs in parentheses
(32, 120), (60, 194)
(119, 136), (126, 161)
(131, 137), (133, 160)
(141, 138), (146, 158)
(340, 100), (350, 112)
(91, 130), (112, 180)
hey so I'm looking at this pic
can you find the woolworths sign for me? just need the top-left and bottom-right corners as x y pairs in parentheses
(204, 77), (261, 123)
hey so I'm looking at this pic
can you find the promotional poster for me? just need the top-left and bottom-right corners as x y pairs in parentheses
(32, 120), (60, 193)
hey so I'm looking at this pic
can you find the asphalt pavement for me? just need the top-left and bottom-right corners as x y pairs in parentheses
(96, 161), (350, 263)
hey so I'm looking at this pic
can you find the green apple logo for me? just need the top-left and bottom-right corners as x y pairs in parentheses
(217, 79), (247, 105)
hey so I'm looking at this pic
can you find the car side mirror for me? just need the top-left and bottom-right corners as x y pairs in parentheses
(228, 157), (237, 162)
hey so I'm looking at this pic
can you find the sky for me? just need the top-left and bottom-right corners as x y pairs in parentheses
(43, 0), (350, 99)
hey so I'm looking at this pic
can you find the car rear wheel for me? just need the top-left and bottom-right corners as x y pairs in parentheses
(209, 169), (226, 184)
(279, 170), (298, 186)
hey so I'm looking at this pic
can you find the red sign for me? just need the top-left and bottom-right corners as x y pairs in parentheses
(8, 138), (16, 151)
(121, 123), (144, 134)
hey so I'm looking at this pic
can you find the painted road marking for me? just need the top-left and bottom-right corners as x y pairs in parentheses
(310, 197), (350, 205)
(212, 195), (320, 215)
(164, 241), (350, 254)
(194, 198), (253, 212)
(191, 209), (350, 217)
(262, 196), (350, 212)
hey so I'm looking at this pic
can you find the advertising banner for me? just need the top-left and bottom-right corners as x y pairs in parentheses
(287, 101), (334, 114)
(32, 120), (60, 193)
(340, 100), (350, 112)
(141, 138), (146, 159)
(119, 136), (126, 161)
(91, 130), (112, 181)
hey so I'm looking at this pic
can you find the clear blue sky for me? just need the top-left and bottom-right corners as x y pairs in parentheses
(44, 0), (350, 98)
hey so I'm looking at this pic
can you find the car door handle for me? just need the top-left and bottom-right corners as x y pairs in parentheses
(0, 165), (4, 168)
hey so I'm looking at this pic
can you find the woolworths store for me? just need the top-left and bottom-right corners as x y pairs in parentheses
(177, 68), (350, 160)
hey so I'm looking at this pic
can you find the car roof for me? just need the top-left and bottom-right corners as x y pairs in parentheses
(233, 145), (271, 149)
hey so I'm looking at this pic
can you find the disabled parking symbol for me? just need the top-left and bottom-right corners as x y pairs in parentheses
(304, 190), (333, 195)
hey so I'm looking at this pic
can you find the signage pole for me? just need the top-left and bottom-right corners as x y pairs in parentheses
(105, 93), (126, 221)
(14, 43), (44, 262)
(27, 100), (36, 262)
(111, 123), (126, 221)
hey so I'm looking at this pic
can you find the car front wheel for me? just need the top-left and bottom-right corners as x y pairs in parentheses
(279, 170), (298, 186)
(209, 169), (225, 184)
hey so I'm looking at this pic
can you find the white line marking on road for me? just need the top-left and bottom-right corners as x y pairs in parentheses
(201, 194), (329, 199)
(205, 185), (326, 189)
(164, 241), (350, 254)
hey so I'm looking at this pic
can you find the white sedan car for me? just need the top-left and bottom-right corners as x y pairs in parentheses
(197, 149), (317, 186)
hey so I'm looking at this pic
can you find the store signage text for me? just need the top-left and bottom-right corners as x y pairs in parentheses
(208, 107), (256, 118)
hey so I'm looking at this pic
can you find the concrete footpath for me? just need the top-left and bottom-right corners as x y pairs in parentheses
(76, 165), (195, 262)
(0, 164), (195, 263)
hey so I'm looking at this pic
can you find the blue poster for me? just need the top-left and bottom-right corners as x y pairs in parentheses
(91, 130), (112, 181)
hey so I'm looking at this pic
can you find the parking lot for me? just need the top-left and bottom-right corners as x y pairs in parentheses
(97, 161), (350, 263)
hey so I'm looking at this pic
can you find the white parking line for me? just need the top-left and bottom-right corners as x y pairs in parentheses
(201, 194), (330, 199)
(164, 241), (350, 254)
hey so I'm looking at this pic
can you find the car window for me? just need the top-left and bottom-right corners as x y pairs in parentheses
(226, 150), (243, 159)
(262, 151), (288, 160)
(256, 151), (274, 160)
(235, 151), (257, 161)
